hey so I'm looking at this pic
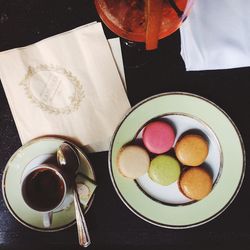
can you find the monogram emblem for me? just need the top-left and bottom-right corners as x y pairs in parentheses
(20, 65), (84, 115)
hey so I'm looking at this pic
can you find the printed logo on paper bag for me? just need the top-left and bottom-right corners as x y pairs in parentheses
(20, 65), (84, 115)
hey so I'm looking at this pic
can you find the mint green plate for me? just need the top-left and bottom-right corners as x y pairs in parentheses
(109, 92), (245, 228)
(2, 137), (96, 232)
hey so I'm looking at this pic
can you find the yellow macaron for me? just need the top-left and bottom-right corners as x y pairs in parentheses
(179, 167), (213, 200)
(175, 134), (208, 166)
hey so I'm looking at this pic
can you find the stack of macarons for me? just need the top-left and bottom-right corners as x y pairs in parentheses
(117, 120), (213, 201)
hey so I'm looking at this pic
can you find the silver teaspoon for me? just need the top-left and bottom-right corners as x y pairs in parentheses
(57, 142), (91, 248)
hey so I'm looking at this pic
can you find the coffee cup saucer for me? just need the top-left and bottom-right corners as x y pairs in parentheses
(2, 137), (96, 232)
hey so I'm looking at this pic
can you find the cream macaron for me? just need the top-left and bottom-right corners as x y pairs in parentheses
(117, 145), (150, 179)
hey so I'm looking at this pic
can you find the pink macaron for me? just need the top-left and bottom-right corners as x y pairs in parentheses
(142, 120), (175, 154)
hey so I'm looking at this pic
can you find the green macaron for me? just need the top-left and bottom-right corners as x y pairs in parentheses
(149, 155), (181, 186)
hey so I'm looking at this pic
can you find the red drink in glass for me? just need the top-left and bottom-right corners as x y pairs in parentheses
(95, 0), (190, 43)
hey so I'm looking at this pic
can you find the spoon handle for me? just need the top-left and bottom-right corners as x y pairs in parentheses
(73, 189), (91, 247)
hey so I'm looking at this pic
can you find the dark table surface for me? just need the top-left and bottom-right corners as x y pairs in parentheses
(0, 1), (250, 250)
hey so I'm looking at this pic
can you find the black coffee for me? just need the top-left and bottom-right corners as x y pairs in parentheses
(22, 168), (65, 211)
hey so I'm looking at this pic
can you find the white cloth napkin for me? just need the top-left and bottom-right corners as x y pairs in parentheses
(0, 22), (130, 152)
(180, 0), (250, 71)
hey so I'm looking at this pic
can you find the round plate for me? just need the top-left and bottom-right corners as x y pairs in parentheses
(109, 92), (245, 228)
(2, 137), (96, 232)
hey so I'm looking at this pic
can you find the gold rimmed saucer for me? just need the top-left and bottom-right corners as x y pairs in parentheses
(2, 137), (96, 232)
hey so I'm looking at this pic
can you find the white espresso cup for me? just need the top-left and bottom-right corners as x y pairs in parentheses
(21, 164), (70, 228)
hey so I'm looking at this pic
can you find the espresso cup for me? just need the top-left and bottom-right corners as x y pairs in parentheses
(21, 164), (69, 228)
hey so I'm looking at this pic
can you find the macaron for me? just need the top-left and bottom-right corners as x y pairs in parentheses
(142, 121), (175, 154)
(148, 155), (181, 186)
(179, 167), (213, 200)
(175, 134), (209, 166)
(117, 145), (150, 179)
